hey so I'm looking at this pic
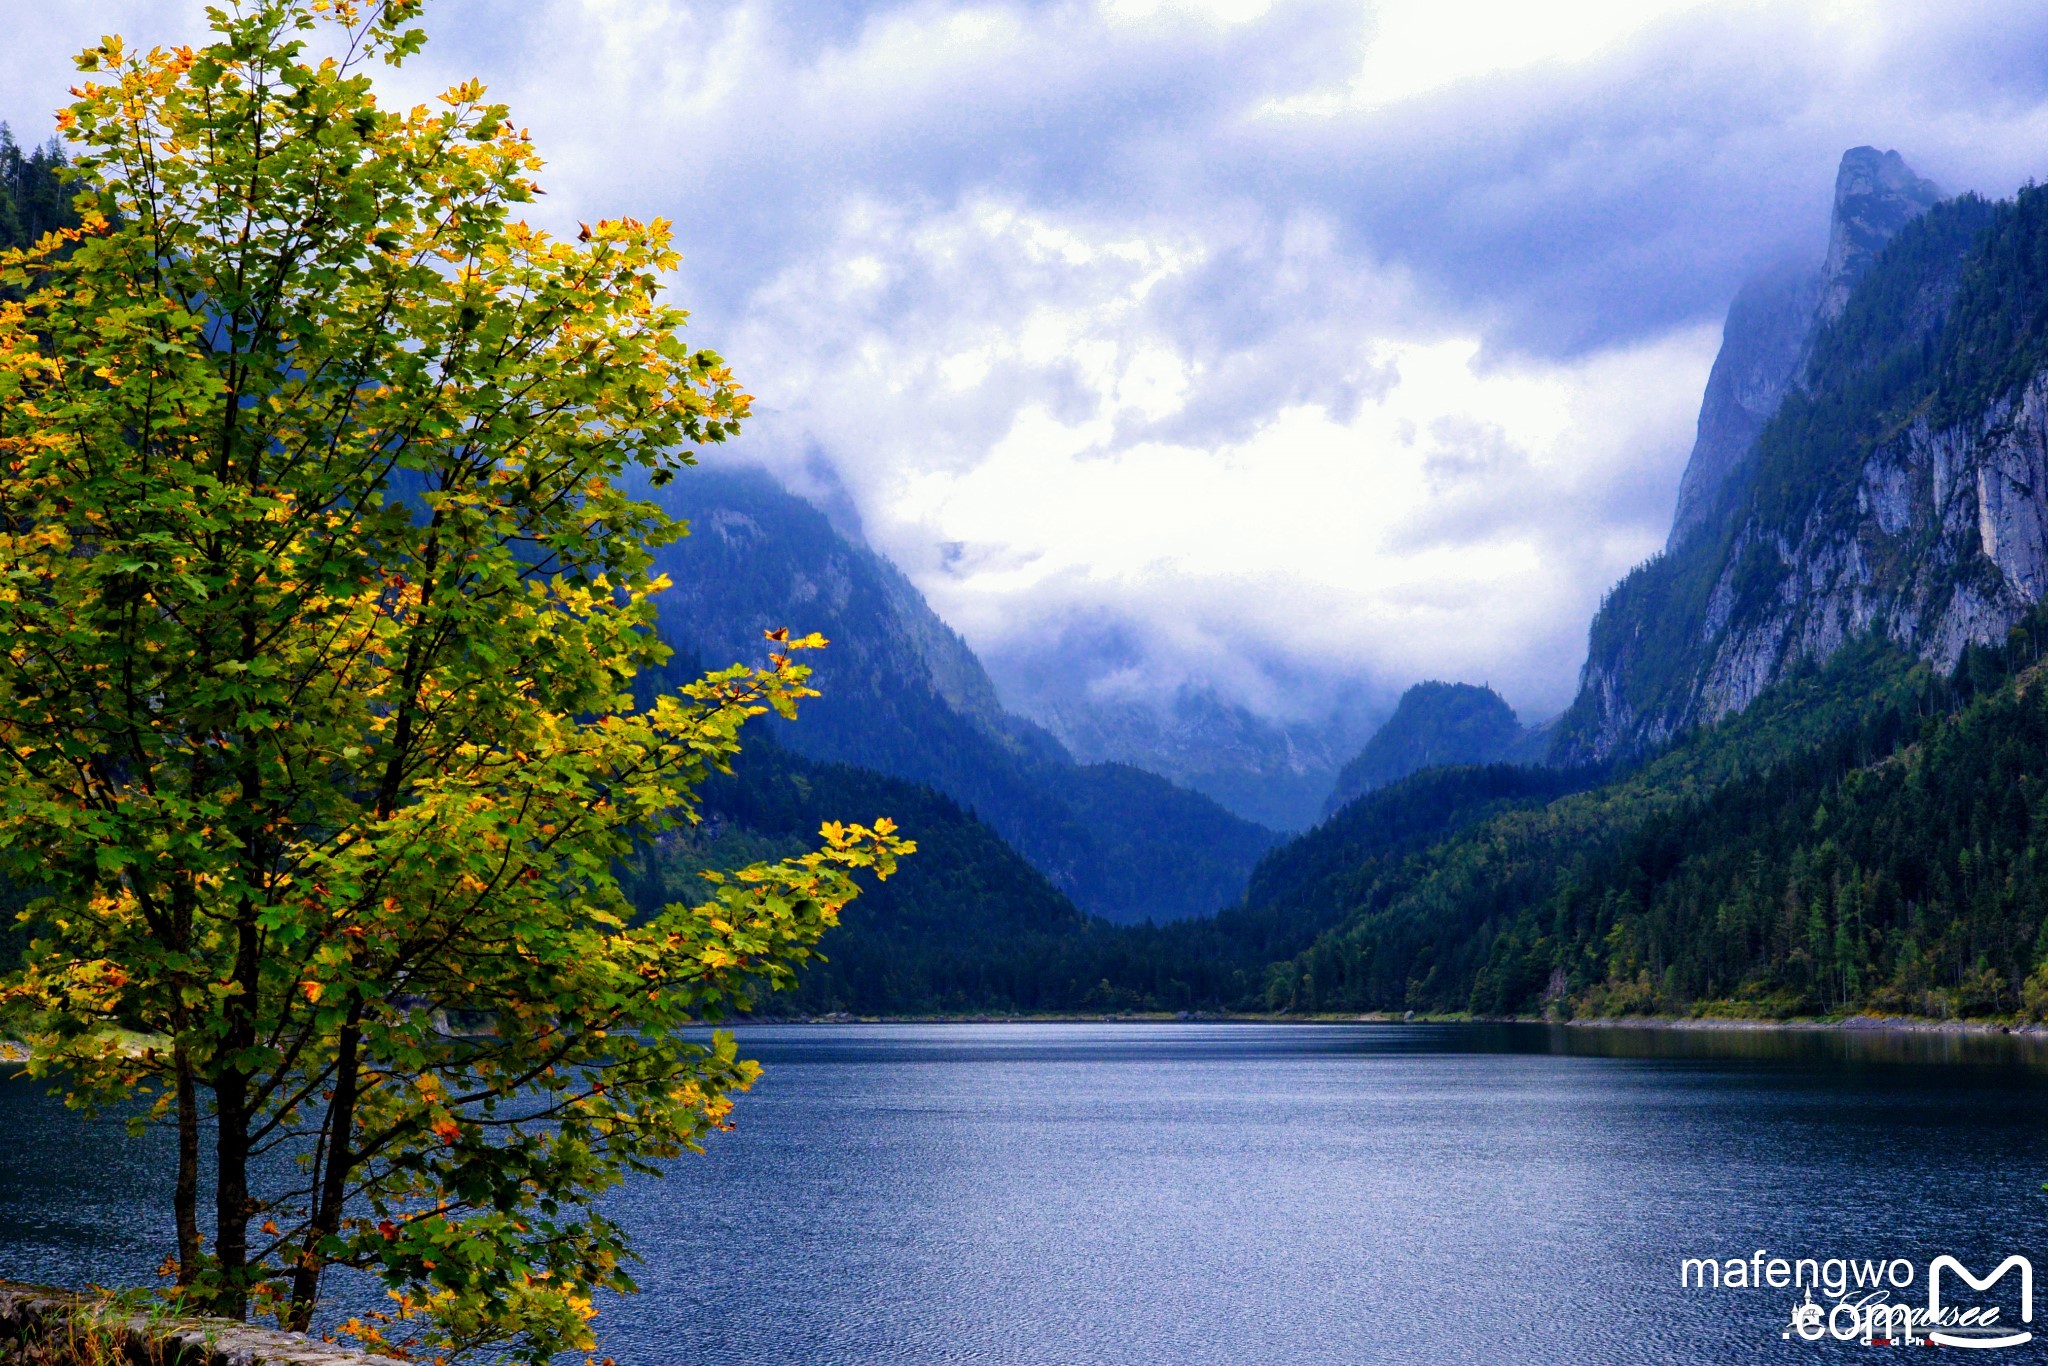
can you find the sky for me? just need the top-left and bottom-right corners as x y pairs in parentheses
(11, 1), (2048, 726)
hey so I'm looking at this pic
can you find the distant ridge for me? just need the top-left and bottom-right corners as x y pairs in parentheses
(642, 466), (1276, 923)
(1321, 682), (1537, 818)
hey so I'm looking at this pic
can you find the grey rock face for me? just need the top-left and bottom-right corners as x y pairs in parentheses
(1663, 148), (1940, 551)
(1666, 260), (1820, 548)
(1664, 366), (2048, 736)
(1817, 147), (1944, 322)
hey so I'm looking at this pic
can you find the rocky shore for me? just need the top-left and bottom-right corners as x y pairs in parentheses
(0, 1282), (404, 1366)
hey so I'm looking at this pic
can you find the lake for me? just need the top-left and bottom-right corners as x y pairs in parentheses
(7, 1022), (2048, 1363)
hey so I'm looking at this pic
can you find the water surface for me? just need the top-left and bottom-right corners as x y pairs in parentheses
(6, 1022), (2048, 1363)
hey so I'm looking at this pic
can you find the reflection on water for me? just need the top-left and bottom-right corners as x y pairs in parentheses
(1481, 1018), (2048, 1068)
(6, 1022), (2048, 1364)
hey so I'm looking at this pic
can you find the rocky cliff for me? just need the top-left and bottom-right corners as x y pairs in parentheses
(1554, 153), (2048, 765)
(1815, 148), (1944, 323)
(648, 469), (1063, 772)
(1666, 149), (1940, 550)
(1665, 259), (1818, 549)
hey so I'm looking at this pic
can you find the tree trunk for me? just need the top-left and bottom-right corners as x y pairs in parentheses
(174, 1039), (201, 1288)
(287, 1005), (363, 1332)
(213, 907), (262, 1320)
(213, 1071), (251, 1319)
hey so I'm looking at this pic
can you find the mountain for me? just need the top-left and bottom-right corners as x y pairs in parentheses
(989, 671), (1380, 832)
(1668, 150), (1944, 553)
(1229, 150), (2048, 1022)
(642, 466), (1276, 923)
(1552, 147), (2048, 765)
(1815, 147), (1946, 322)
(1321, 682), (1540, 816)
(1259, 635), (1928, 1016)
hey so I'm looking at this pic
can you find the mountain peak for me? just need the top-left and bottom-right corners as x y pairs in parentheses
(1321, 681), (1530, 817)
(1564, 154), (2022, 767)
(1664, 147), (1942, 550)
(1819, 146), (1943, 320)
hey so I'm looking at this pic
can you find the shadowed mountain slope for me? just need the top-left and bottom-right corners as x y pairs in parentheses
(642, 468), (1276, 923)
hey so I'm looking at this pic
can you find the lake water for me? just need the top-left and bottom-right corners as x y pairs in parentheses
(7, 1022), (2048, 1363)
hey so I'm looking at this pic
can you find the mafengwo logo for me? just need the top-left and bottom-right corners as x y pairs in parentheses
(1679, 1250), (2033, 1348)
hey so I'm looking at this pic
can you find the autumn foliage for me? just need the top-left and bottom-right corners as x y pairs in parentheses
(0, 2), (908, 1360)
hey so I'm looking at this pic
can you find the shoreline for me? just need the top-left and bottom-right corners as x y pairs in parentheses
(1558, 1013), (2048, 1037)
(741, 1010), (2048, 1037)
(11, 1012), (2042, 1068)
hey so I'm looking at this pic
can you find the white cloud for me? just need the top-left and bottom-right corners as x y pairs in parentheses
(1101, 0), (1280, 29)
(1266, 0), (1729, 115)
(12, 0), (2048, 727)
(730, 193), (1715, 717)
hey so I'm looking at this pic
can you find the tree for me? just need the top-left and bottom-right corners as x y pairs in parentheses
(0, 124), (78, 254)
(0, 2), (910, 1360)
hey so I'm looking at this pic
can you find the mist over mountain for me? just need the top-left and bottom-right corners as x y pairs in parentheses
(987, 658), (1382, 832)
(619, 140), (2048, 1027)
(1554, 147), (2039, 764)
(642, 467), (1276, 923)
(1218, 146), (2048, 1022)
(1663, 259), (1820, 551)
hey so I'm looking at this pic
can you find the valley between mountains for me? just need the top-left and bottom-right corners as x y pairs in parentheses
(625, 146), (2048, 1023)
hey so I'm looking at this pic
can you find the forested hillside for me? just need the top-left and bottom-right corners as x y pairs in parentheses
(737, 607), (2048, 1023)
(1274, 611), (2048, 1019)
(1322, 682), (1534, 815)
(623, 736), (1100, 1015)
(681, 751), (1595, 1016)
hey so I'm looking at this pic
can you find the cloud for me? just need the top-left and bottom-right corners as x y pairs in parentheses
(11, 0), (2048, 723)
(728, 185), (1718, 716)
